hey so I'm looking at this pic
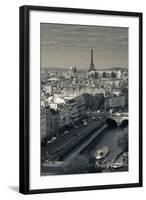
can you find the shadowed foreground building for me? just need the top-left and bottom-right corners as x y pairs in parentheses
(41, 106), (59, 141)
(104, 95), (125, 110)
(41, 95), (86, 141)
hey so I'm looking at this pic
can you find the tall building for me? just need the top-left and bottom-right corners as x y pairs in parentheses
(41, 106), (59, 141)
(69, 66), (78, 78)
(73, 66), (77, 73)
(88, 49), (96, 72)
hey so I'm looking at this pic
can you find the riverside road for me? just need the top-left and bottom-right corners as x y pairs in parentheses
(41, 119), (128, 175)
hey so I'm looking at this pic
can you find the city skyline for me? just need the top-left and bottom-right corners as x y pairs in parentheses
(41, 23), (128, 69)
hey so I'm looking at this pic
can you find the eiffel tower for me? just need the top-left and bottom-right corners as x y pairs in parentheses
(88, 49), (96, 72)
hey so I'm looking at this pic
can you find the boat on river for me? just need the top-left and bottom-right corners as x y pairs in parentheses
(95, 146), (109, 160)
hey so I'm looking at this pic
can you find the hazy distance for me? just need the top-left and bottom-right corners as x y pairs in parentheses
(40, 23), (128, 70)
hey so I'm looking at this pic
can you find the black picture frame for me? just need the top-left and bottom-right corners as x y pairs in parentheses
(19, 5), (143, 194)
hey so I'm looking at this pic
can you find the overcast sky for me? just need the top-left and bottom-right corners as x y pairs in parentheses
(40, 23), (128, 69)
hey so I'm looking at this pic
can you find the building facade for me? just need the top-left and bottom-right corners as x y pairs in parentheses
(41, 95), (86, 141)
(104, 95), (125, 110)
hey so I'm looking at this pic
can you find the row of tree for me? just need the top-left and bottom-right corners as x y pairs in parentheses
(62, 154), (102, 174)
(82, 93), (105, 111)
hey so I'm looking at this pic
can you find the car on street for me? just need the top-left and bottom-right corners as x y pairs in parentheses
(92, 116), (96, 120)
(83, 121), (88, 126)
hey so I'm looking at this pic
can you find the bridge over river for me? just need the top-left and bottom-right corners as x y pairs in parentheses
(41, 113), (128, 171)
(110, 113), (128, 126)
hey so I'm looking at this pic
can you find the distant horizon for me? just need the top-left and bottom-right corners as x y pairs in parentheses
(41, 66), (128, 70)
(41, 23), (128, 70)
(41, 66), (127, 71)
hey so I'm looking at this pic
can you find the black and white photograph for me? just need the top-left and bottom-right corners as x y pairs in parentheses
(19, 5), (142, 194)
(40, 23), (129, 176)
